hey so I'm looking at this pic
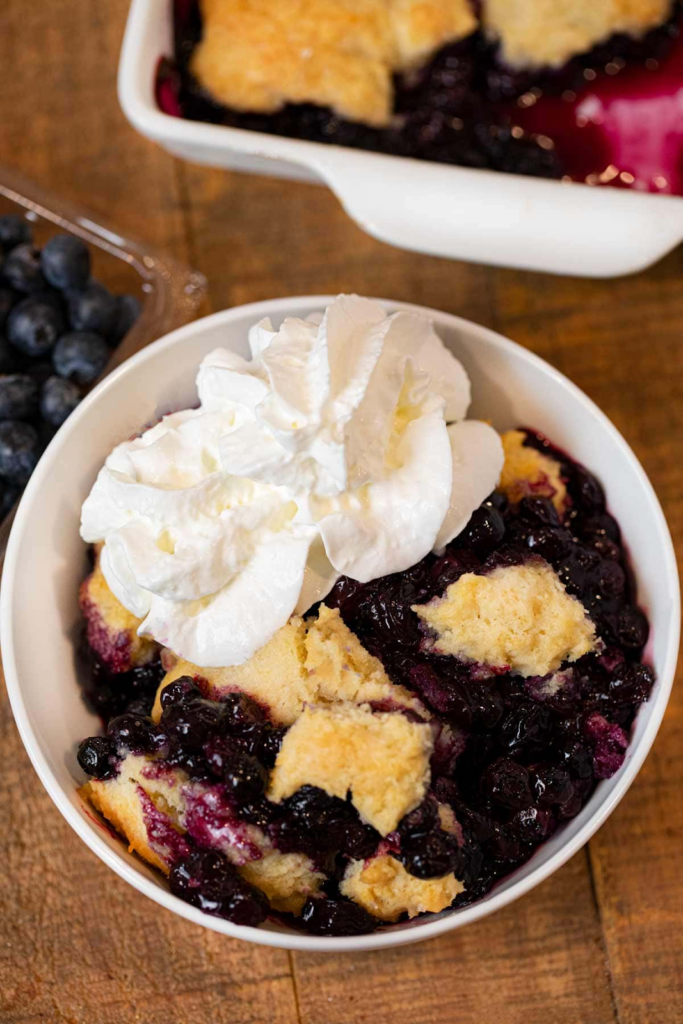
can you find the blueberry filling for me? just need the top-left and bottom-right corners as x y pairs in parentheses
(78, 429), (654, 933)
(158, 0), (683, 194)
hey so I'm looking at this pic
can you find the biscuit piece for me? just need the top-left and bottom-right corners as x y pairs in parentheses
(153, 605), (427, 726)
(83, 753), (323, 913)
(80, 547), (158, 673)
(240, 852), (325, 914)
(413, 561), (597, 678)
(341, 854), (463, 921)
(498, 429), (567, 513)
(192, 0), (477, 127)
(268, 702), (433, 835)
(485, 0), (672, 68)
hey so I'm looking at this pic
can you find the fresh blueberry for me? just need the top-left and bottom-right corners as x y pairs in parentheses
(0, 374), (39, 420)
(67, 282), (118, 338)
(0, 421), (40, 482)
(7, 297), (65, 356)
(40, 235), (91, 290)
(300, 898), (377, 936)
(0, 480), (21, 519)
(0, 335), (19, 376)
(0, 288), (16, 330)
(26, 360), (54, 388)
(77, 735), (116, 779)
(0, 215), (31, 251)
(109, 293), (142, 346)
(40, 375), (81, 427)
(169, 849), (269, 926)
(52, 331), (109, 385)
(3, 244), (46, 292)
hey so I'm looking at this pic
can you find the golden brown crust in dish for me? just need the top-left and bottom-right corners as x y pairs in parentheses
(484, 0), (673, 68)
(191, 0), (477, 127)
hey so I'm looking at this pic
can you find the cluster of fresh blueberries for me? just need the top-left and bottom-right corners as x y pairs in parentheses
(0, 215), (141, 518)
(159, 0), (681, 179)
(77, 433), (654, 935)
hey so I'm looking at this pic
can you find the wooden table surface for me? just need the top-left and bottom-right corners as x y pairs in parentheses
(1, 3), (682, 1022)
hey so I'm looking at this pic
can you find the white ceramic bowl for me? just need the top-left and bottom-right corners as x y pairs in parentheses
(2, 297), (679, 953)
(117, 0), (683, 278)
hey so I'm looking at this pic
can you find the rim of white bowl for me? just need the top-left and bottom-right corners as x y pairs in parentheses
(2, 296), (679, 953)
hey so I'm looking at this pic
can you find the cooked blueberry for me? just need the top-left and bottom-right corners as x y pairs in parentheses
(40, 235), (91, 290)
(518, 497), (560, 527)
(300, 898), (377, 936)
(52, 330), (109, 384)
(462, 505), (505, 556)
(0, 289), (16, 331)
(77, 735), (116, 779)
(0, 215), (31, 251)
(220, 750), (268, 802)
(0, 421), (39, 482)
(161, 697), (225, 750)
(39, 375), (81, 427)
(3, 244), (45, 292)
(0, 374), (38, 420)
(399, 829), (462, 879)
(7, 297), (65, 356)
(506, 807), (555, 843)
(160, 675), (202, 710)
(617, 606), (649, 649)
(109, 293), (142, 346)
(608, 662), (655, 706)
(107, 712), (168, 755)
(578, 512), (620, 543)
(572, 466), (605, 512)
(284, 785), (342, 831)
(220, 691), (266, 733)
(530, 765), (574, 807)
(170, 849), (269, 926)
(338, 820), (381, 860)
(593, 559), (625, 598)
(486, 757), (533, 809)
(256, 724), (286, 767)
(67, 282), (118, 338)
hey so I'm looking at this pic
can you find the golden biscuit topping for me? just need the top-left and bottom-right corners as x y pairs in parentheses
(413, 561), (598, 677)
(268, 702), (433, 834)
(153, 605), (427, 726)
(484, 0), (673, 68)
(341, 854), (463, 920)
(192, 0), (477, 127)
(499, 429), (567, 513)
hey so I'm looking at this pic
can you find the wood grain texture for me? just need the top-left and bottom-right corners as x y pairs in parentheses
(0, 2), (681, 1023)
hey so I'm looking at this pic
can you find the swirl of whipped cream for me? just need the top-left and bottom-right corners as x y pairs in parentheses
(81, 295), (503, 667)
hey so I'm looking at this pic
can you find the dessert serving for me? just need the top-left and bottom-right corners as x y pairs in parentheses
(157, 0), (683, 194)
(75, 295), (655, 937)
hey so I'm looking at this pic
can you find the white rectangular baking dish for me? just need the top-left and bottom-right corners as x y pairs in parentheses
(118, 0), (683, 277)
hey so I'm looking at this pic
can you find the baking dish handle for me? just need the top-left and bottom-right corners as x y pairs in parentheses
(314, 148), (683, 278)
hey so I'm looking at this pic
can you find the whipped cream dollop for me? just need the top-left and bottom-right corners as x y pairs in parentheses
(81, 295), (504, 667)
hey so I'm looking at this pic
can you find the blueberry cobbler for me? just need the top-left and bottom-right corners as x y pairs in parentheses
(157, 0), (683, 194)
(75, 296), (654, 936)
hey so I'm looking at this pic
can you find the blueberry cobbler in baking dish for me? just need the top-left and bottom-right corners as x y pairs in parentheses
(76, 296), (654, 935)
(157, 0), (683, 194)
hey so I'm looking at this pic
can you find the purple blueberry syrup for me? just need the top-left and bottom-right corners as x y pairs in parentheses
(78, 429), (655, 934)
(156, 0), (683, 194)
